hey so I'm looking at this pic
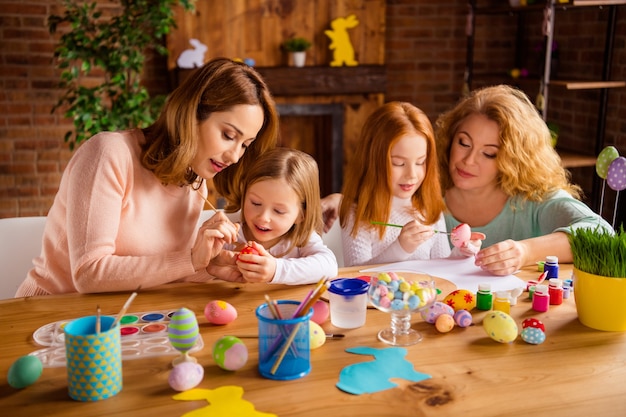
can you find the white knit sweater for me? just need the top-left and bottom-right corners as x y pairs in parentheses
(341, 197), (451, 267)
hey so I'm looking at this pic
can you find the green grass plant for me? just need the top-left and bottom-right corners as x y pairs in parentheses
(568, 226), (626, 278)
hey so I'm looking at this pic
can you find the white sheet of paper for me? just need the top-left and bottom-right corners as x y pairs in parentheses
(360, 257), (526, 293)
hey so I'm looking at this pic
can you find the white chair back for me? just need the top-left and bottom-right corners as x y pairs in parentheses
(322, 220), (344, 268)
(0, 216), (47, 299)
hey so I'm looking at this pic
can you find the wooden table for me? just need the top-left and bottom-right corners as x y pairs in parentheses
(1, 265), (625, 417)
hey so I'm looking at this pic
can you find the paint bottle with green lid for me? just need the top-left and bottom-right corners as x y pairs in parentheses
(476, 283), (493, 311)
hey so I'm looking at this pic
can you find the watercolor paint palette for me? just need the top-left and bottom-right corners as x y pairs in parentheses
(29, 310), (204, 368)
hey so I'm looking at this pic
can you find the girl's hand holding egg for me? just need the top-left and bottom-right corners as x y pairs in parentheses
(236, 243), (277, 283)
(450, 223), (486, 256)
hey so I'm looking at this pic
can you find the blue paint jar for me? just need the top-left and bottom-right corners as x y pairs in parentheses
(543, 255), (559, 280)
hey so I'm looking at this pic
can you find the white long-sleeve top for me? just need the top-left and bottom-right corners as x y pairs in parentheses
(341, 197), (451, 267)
(225, 213), (338, 285)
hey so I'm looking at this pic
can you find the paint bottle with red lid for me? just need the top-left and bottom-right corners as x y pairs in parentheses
(548, 278), (564, 305)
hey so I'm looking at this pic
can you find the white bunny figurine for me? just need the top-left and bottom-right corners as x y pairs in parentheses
(177, 39), (208, 69)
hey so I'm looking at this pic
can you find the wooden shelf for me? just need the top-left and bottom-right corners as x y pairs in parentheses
(474, 1), (626, 14)
(558, 150), (597, 168)
(550, 80), (626, 90)
(570, 1), (626, 6)
(255, 65), (387, 96)
(171, 65), (387, 96)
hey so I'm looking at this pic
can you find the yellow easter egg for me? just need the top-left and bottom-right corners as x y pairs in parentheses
(483, 311), (518, 343)
(309, 321), (326, 349)
(443, 289), (476, 312)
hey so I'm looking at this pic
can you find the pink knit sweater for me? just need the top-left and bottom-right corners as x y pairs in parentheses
(16, 130), (211, 296)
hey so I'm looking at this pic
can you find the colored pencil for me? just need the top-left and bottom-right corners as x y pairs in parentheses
(269, 279), (331, 373)
(264, 294), (297, 357)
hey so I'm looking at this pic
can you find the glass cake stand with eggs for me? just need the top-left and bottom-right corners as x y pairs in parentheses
(367, 271), (438, 346)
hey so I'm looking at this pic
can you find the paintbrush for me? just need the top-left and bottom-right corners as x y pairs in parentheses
(110, 286), (141, 330)
(369, 220), (451, 234)
(196, 188), (218, 211)
(95, 304), (101, 334)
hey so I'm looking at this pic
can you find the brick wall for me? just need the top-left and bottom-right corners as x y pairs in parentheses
(1, 0), (625, 224)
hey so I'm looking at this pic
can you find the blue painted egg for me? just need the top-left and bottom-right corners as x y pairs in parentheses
(168, 308), (199, 353)
(521, 327), (546, 345)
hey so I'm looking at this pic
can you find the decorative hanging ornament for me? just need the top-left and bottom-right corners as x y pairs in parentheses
(607, 157), (626, 191)
(596, 146), (619, 179)
(606, 156), (626, 228)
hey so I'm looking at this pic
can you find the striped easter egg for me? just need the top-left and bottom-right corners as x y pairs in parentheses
(168, 308), (199, 353)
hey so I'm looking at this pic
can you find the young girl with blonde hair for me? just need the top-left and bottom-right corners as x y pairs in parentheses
(339, 101), (451, 267)
(224, 147), (338, 284)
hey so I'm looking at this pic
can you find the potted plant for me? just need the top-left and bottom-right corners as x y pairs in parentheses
(281, 37), (311, 67)
(48, 0), (195, 150)
(569, 226), (626, 331)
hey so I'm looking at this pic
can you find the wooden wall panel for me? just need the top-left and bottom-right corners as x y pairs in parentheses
(169, 0), (386, 204)
(168, 0), (385, 69)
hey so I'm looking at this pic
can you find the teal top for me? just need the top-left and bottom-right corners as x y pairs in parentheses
(444, 189), (613, 248)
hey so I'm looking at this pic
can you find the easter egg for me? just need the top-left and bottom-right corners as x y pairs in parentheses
(453, 309), (473, 328)
(450, 223), (471, 248)
(443, 289), (476, 311)
(482, 311), (518, 343)
(420, 301), (455, 324)
(237, 245), (259, 263)
(596, 145), (619, 179)
(212, 336), (248, 371)
(309, 321), (326, 349)
(7, 355), (43, 389)
(607, 156), (626, 191)
(522, 318), (545, 333)
(168, 361), (204, 391)
(204, 300), (238, 325)
(311, 300), (329, 324)
(521, 327), (546, 345)
(168, 308), (200, 353)
(435, 314), (455, 333)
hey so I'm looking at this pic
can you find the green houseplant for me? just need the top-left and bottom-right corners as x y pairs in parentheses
(281, 37), (311, 68)
(48, 0), (195, 150)
(281, 36), (312, 52)
(568, 226), (626, 331)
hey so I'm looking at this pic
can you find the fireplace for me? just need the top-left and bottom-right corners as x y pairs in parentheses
(276, 103), (344, 196)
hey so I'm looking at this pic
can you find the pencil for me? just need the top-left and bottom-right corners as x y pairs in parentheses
(269, 279), (331, 373)
(264, 294), (297, 357)
(270, 321), (303, 375)
(294, 278), (329, 318)
(292, 277), (328, 318)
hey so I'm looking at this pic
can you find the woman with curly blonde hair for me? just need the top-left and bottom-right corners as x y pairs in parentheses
(436, 84), (611, 275)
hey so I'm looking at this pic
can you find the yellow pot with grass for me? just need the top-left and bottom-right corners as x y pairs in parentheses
(573, 268), (626, 331)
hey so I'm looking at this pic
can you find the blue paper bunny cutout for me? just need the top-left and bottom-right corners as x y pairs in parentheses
(336, 346), (432, 395)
